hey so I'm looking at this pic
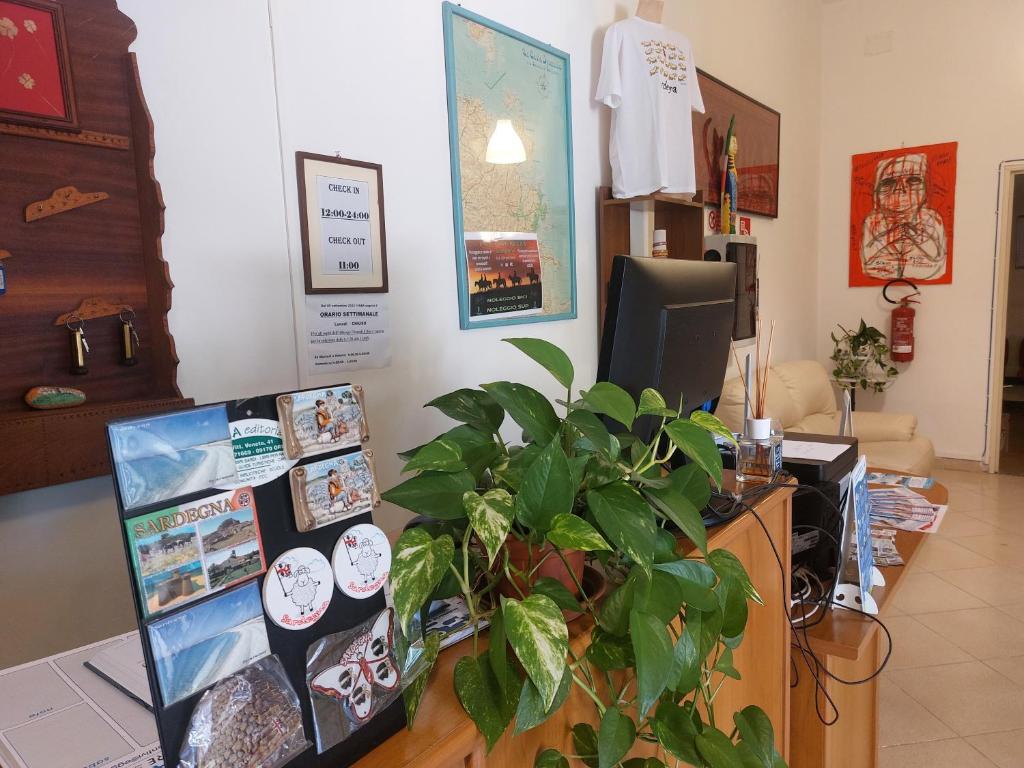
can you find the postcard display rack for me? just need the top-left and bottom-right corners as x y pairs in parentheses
(107, 384), (409, 768)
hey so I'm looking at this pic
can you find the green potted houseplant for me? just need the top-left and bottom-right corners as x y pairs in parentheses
(830, 320), (898, 393)
(384, 338), (786, 768)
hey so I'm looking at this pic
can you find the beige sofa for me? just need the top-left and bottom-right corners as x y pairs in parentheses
(715, 360), (936, 476)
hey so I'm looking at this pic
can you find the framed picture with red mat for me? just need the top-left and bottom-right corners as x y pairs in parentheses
(0, 0), (78, 130)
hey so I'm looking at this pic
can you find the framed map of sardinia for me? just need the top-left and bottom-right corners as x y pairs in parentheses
(442, 2), (577, 329)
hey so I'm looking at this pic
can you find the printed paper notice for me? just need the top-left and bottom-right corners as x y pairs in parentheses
(306, 296), (390, 374)
(317, 174), (373, 275)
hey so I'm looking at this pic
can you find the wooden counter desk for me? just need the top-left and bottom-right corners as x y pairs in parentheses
(789, 476), (948, 768)
(357, 477), (795, 768)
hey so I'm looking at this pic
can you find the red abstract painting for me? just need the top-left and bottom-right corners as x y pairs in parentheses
(849, 141), (957, 287)
(0, 0), (77, 129)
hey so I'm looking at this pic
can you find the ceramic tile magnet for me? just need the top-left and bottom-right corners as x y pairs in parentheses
(332, 524), (390, 600)
(264, 547), (333, 630)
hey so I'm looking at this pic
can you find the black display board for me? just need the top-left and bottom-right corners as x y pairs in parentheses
(107, 388), (404, 768)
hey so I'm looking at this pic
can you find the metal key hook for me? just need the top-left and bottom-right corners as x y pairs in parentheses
(119, 307), (136, 324)
(65, 312), (84, 332)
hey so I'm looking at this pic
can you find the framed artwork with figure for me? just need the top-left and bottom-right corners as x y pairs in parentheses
(692, 70), (780, 218)
(848, 141), (957, 287)
(0, 0), (78, 130)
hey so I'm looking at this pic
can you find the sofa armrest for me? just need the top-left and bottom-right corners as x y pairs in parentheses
(853, 411), (917, 442)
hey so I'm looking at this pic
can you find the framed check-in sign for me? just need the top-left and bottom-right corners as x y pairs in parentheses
(297, 152), (389, 294)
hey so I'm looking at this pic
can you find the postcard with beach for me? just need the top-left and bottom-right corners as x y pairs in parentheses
(148, 581), (270, 707)
(277, 385), (369, 460)
(109, 405), (239, 511)
(289, 449), (380, 532)
(125, 487), (266, 618)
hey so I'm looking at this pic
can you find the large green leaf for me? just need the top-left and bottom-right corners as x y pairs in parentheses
(583, 452), (627, 489)
(427, 388), (505, 433)
(572, 723), (599, 768)
(488, 603), (514, 696)
(644, 485), (708, 555)
(481, 381), (560, 444)
(403, 633), (440, 728)
(628, 569), (673, 625)
(516, 438), (574, 533)
(504, 338), (574, 390)
(502, 594), (569, 710)
(598, 706), (636, 768)
(453, 653), (519, 751)
(667, 626), (700, 694)
(515, 666), (572, 733)
(652, 700), (701, 764)
(690, 409), (739, 447)
(733, 706), (779, 768)
(714, 646), (741, 680)
(622, 759), (667, 768)
(687, 604), (724, 661)
(530, 576), (581, 612)
(708, 549), (763, 605)
(566, 409), (614, 454)
(493, 444), (542, 491)
(670, 463), (712, 510)
(382, 470), (475, 519)
(598, 567), (642, 636)
(546, 513), (611, 552)
(629, 609), (673, 715)
(391, 529), (454, 633)
(587, 482), (657, 572)
(637, 387), (677, 418)
(652, 559), (718, 611)
(443, 424), (501, 480)
(402, 437), (466, 473)
(535, 749), (570, 768)
(696, 728), (745, 768)
(463, 489), (514, 566)
(718, 576), (750, 640)
(581, 382), (636, 429)
(587, 627), (635, 671)
(664, 419), (724, 488)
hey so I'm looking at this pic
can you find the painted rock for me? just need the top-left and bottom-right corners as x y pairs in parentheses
(25, 386), (86, 409)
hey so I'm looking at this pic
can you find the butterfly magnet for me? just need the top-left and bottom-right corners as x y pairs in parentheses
(310, 608), (400, 721)
(306, 607), (426, 753)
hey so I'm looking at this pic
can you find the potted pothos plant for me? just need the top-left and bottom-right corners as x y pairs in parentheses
(830, 320), (898, 393)
(384, 338), (786, 768)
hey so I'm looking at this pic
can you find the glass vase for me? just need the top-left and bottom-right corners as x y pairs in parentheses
(736, 418), (783, 484)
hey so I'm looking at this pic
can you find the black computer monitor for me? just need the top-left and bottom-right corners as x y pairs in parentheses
(598, 255), (736, 429)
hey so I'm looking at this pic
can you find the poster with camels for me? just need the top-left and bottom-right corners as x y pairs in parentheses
(464, 232), (543, 321)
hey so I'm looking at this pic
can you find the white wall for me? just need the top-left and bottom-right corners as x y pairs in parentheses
(0, 0), (824, 665)
(268, 0), (623, 535)
(817, 0), (1024, 460)
(665, 0), (823, 368)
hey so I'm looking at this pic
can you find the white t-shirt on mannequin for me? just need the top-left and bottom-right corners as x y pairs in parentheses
(595, 17), (704, 199)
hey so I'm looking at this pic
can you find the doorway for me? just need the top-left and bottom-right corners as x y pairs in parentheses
(987, 164), (1024, 473)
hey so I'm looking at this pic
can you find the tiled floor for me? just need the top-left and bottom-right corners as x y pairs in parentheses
(878, 469), (1024, 767)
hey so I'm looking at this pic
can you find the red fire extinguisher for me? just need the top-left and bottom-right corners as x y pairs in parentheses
(883, 279), (920, 363)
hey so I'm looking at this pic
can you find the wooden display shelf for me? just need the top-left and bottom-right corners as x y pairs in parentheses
(0, 397), (193, 495)
(597, 186), (706, 324)
(789, 475), (948, 768)
(0, 1), (186, 496)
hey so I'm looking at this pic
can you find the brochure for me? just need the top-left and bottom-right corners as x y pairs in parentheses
(148, 582), (271, 707)
(109, 405), (238, 510)
(124, 487), (266, 618)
